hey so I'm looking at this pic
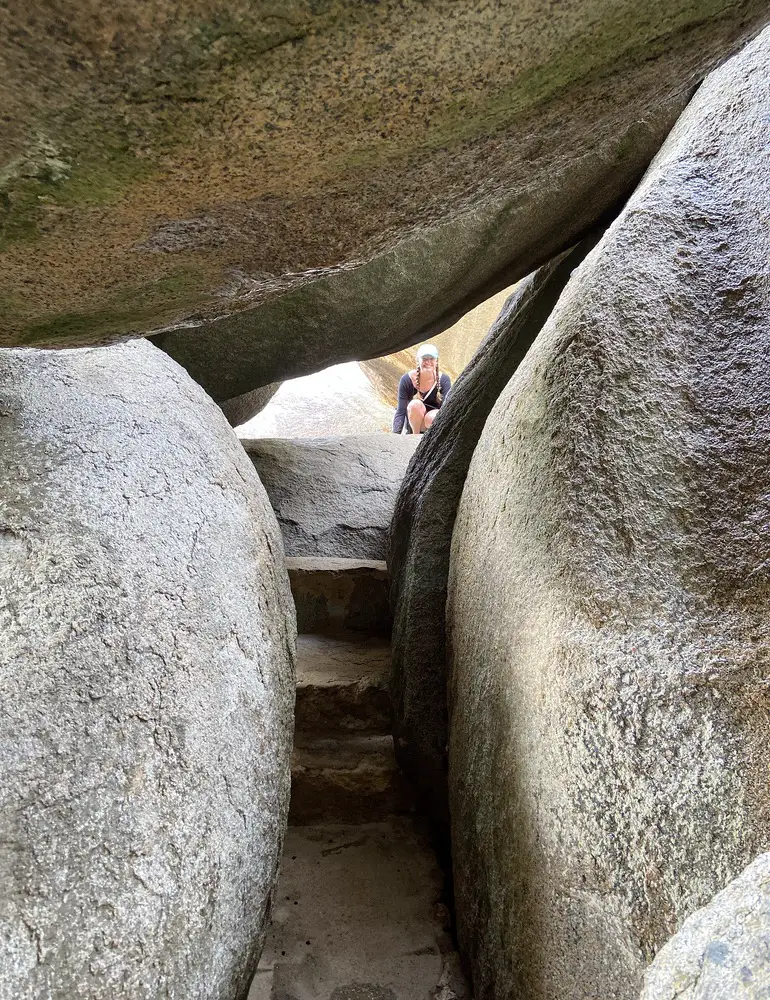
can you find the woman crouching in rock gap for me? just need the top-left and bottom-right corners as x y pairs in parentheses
(392, 344), (451, 434)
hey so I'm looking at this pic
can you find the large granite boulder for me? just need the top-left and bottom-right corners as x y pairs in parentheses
(447, 30), (770, 1000)
(640, 854), (770, 1000)
(245, 435), (419, 559)
(3, 3), (768, 407)
(389, 236), (598, 836)
(0, 340), (296, 1000)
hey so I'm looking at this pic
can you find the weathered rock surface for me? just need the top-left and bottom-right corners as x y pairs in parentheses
(389, 237), (598, 835)
(254, 822), (466, 999)
(294, 634), (392, 736)
(245, 435), (419, 559)
(287, 558), (391, 637)
(640, 854), (770, 1000)
(447, 30), (770, 1000)
(290, 734), (411, 825)
(0, 340), (296, 1000)
(359, 283), (515, 408)
(3, 2), (768, 406)
(221, 381), (281, 427)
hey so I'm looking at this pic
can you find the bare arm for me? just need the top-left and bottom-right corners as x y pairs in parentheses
(393, 374), (413, 433)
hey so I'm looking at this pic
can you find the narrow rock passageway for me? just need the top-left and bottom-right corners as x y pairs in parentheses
(249, 558), (469, 1000)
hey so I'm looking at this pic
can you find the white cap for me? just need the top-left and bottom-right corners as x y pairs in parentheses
(416, 343), (439, 360)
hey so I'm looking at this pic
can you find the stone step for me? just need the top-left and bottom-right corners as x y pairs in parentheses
(289, 734), (411, 825)
(286, 557), (391, 635)
(248, 821), (470, 1000)
(295, 634), (392, 735)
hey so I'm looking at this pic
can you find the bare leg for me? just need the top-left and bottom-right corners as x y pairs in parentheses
(407, 399), (427, 434)
(423, 409), (437, 431)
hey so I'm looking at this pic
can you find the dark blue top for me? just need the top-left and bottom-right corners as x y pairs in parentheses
(392, 372), (452, 433)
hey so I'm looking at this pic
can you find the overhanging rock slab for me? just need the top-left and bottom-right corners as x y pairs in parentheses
(2, 2), (768, 404)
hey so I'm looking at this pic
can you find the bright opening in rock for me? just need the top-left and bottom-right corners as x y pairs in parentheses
(236, 283), (516, 438)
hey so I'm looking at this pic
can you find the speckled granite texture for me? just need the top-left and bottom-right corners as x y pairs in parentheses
(447, 28), (770, 1000)
(2, 2), (768, 402)
(640, 854), (770, 1000)
(0, 340), (296, 1000)
(244, 434), (419, 559)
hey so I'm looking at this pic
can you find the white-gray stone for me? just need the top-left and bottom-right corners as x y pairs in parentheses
(447, 29), (770, 1000)
(640, 853), (770, 1000)
(244, 435), (419, 559)
(220, 382), (281, 427)
(0, 340), (296, 1000)
(236, 364), (396, 439)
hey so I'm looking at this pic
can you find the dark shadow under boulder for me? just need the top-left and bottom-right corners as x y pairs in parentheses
(388, 235), (600, 835)
(220, 382), (281, 428)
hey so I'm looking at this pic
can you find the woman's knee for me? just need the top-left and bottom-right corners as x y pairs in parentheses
(424, 409), (437, 428)
(407, 399), (426, 416)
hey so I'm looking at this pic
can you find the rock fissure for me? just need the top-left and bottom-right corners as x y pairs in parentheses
(239, 446), (470, 999)
(3, 8), (770, 1000)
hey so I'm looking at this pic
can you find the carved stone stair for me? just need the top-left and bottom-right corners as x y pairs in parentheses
(249, 555), (469, 1000)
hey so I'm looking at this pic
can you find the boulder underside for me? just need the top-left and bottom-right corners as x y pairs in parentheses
(2, 2), (768, 404)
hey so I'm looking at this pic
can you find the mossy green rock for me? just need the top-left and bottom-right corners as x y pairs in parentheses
(2, 1), (768, 398)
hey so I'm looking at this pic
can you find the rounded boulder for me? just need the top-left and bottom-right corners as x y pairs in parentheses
(447, 29), (770, 1000)
(0, 340), (296, 999)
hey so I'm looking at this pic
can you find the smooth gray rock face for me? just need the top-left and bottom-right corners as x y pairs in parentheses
(0, 340), (296, 1000)
(640, 854), (770, 1000)
(244, 436), (419, 559)
(447, 30), (770, 1000)
(388, 236), (600, 836)
(221, 382), (281, 428)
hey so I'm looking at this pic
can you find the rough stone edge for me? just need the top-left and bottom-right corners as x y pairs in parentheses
(640, 853), (770, 999)
(286, 557), (387, 573)
(387, 231), (604, 840)
(220, 382), (281, 427)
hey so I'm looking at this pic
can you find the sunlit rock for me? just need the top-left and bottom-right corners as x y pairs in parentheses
(640, 854), (770, 1000)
